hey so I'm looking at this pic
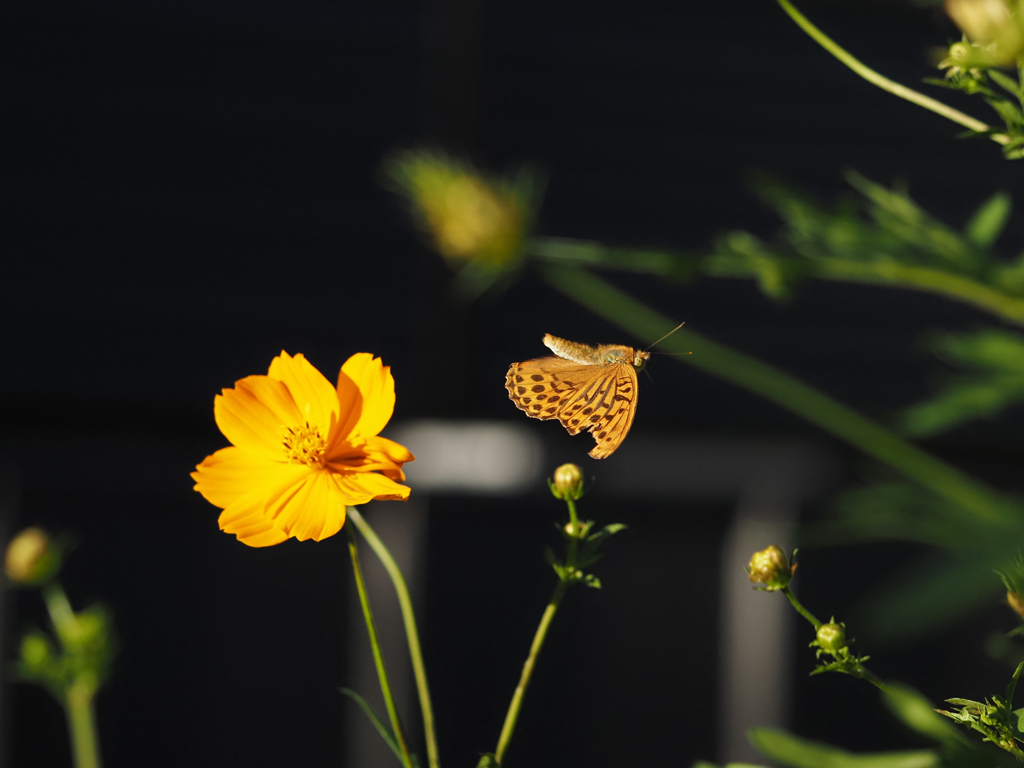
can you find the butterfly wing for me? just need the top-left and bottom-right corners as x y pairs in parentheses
(554, 362), (639, 459)
(506, 357), (595, 424)
(505, 357), (639, 459)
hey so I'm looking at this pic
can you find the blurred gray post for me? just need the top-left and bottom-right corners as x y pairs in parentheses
(718, 477), (798, 764)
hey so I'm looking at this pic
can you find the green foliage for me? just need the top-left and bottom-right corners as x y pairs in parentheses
(748, 727), (939, 768)
(475, 755), (500, 768)
(929, 65), (1024, 160)
(901, 330), (1024, 438)
(936, 663), (1024, 758)
(545, 521), (626, 588)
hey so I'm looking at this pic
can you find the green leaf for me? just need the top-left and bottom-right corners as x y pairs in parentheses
(882, 684), (965, 746)
(339, 688), (405, 765)
(965, 192), (1011, 248)
(749, 727), (939, 768)
(476, 754), (500, 768)
(900, 330), (1024, 438)
(1006, 662), (1024, 710)
(583, 573), (602, 589)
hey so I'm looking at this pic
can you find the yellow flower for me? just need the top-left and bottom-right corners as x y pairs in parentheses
(192, 351), (414, 547)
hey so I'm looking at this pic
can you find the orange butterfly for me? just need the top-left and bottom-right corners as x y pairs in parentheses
(505, 334), (650, 459)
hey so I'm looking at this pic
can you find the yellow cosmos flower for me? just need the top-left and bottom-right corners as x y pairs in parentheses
(192, 351), (414, 547)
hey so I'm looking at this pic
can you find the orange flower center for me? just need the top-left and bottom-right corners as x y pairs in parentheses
(282, 421), (327, 467)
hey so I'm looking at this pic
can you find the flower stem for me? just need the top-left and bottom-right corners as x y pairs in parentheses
(565, 498), (580, 572)
(65, 682), (101, 768)
(781, 586), (822, 630)
(42, 583), (103, 768)
(494, 581), (568, 766)
(347, 507), (440, 768)
(541, 265), (1016, 527)
(346, 525), (414, 768)
(529, 236), (1024, 330)
(776, 0), (1010, 145)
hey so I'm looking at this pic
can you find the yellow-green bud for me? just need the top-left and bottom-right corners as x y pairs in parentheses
(5, 527), (56, 584)
(20, 633), (54, 675)
(551, 464), (584, 501)
(747, 545), (792, 591)
(945, 0), (1024, 65)
(1007, 591), (1024, 620)
(816, 621), (847, 654)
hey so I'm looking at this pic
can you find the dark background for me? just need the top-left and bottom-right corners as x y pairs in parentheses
(3, 0), (1023, 766)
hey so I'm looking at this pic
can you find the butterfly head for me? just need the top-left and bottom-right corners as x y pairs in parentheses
(633, 350), (651, 371)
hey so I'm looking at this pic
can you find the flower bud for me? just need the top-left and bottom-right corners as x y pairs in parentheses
(551, 463), (584, 501)
(1007, 590), (1024, 620)
(747, 545), (792, 591)
(816, 621), (847, 654)
(945, 0), (1024, 65)
(19, 633), (58, 682)
(5, 528), (57, 585)
(385, 151), (528, 269)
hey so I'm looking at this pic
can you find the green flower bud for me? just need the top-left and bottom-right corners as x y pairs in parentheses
(20, 633), (54, 675)
(5, 527), (58, 585)
(551, 463), (584, 501)
(747, 545), (792, 591)
(816, 621), (847, 654)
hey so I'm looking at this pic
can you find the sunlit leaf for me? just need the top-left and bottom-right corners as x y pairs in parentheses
(749, 727), (939, 768)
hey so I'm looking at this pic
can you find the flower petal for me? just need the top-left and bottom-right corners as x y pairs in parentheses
(214, 375), (303, 461)
(218, 492), (290, 548)
(192, 446), (277, 509)
(341, 353), (396, 438)
(333, 471), (411, 505)
(267, 351), (339, 433)
(265, 469), (347, 542)
(366, 435), (415, 465)
(332, 369), (363, 445)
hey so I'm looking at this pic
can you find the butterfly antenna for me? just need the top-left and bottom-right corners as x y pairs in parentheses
(644, 322), (685, 352)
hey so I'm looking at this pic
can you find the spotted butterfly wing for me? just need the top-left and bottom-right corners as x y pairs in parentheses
(505, 333), (649, 459)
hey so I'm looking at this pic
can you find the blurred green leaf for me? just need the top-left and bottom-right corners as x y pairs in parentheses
(882, 685), (965, 746)
(475, 755), (499, 768)
(819, 482), (992, 548)
(749, 727), (939, 768)
(965, 193), (1012, 248)
(901, 330), (1024, 438)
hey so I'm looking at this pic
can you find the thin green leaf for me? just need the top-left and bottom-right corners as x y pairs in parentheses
(965, 192), (1011, 248)
(339, 687), (405, 765)
(749, 727), (939, 768)
(882, 684), (968, 746)
(1006, 662), (1024, 710)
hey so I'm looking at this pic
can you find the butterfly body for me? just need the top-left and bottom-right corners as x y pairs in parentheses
(505, 333), (649, 459)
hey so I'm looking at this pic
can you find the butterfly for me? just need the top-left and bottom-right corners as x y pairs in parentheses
(505, 334), (650, 459)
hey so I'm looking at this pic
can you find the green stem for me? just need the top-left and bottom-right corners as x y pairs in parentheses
(346, 526), (414, 768)
(42, 583), (103, 768)
(347, 507), (440, 768)
(529, 237), (1024, 329)
(494, 581), (568, 766)
(781, 586), (822, 630)
(65, 683), (101, 768)
(541, 265), (1015, 525)
(565, 498), (580, 572)
(776, 0), (1010, 145)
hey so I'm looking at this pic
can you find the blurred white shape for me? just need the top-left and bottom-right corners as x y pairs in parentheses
(386, 420), (544, 494)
